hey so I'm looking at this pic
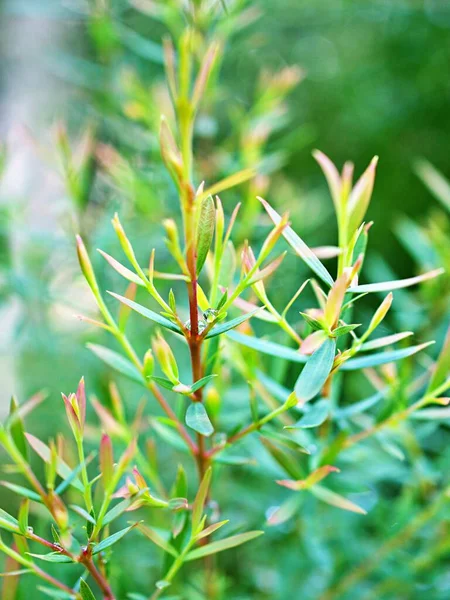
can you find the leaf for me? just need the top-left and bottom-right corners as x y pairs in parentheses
(415, 158), (450, 212)
(185, 531), (264, 561)
(92, 524), (137, 555)
(196, 196), (215, 274)
(190, 375), (217, 393)
(411, 406), (450, 420)
(69, 504), (96, 524)
(360, 332), (413, 351)
(427, 327), (450, 394)
(37, 587), (73, 599)
(25, 434), (83, 492)
(18, 499), (29, 534)
(0, 482), (42, 503)
(98, 250), (144, 286)
(54, 454), (95, 496)
(27, 552), (72, 563)
(197, 168), (255, 203)
(277, 465), (339, 491)
(266, 495), (302, 526)
(294, 338), (336, 402)
(151, 377), (176, 391)
(227, 331), (308, 364)
(342, 342), (434, 370)
(87, 344), (143, 383)
(0, 508), (19, 533)
(196, 520), (229, 540)
(137, 524), (178, 557)
(334, 389), (388, 419)
(205, 309), (262, 339)
(287, 399), (329, 429)
(80, 579), (97, 600)
(8, 397), (28, 460)
(348, 268), (444, 293)
(108, 292), (182, 334)
(309, 485), (367, 515)
(185, 403), (214, 437)
(259, 197), (334, 286)
(192, 467), (212, 532)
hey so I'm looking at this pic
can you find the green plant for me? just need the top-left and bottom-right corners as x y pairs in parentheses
(1, 2), (449, 600)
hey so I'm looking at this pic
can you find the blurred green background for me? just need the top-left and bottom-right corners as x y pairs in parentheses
(0, 1), (449, 599)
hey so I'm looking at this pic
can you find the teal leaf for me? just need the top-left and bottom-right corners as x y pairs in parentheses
(108, 293), (182, 334)
(151, 376), (176, 391)
(287, 399), (329, 429)
(87, 344), (143, 383)
(0, 481), (42, 503)
(205, 309), (261, 338)
(359, 331), (413, 351)
(334, 389), (388, 419)
(92, 524), (137, 555)
(294, 338), (336, 402)
(27, 552), (73, 563)
(259, 197), (334, 286)
(227, 331), (308, 364)
(55, 453), (95, 496)
(342, 342), (434, 371)
(185, 403), (214, 436)
(309, 485), (367, 515)
(190, 374), (217, 393)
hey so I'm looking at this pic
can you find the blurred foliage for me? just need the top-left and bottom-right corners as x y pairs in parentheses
(0, 1), (449, 599)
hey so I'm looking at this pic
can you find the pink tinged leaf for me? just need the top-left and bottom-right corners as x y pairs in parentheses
(360, 331), (413, 352)
(347, 156), (379, 234)
(276, 465), (339, 491)
(97, 249), (143, 286)
(313, 150), (341, 211)
(91, 398), (125, 436)
(324, 274), (348, 328)
(300, 330), (328, 355)
(232, 297), (278, 323)
(309, 485), (367, 515)
(100, 435), (114, 489)
(248, 252), (286, 284)
(76, 377), (86, 431)
(62, 393), (81, 435)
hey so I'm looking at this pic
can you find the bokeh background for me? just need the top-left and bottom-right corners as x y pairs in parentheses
(0, 1), (449, 599)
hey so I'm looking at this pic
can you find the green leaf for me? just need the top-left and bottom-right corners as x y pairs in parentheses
(8, 397), (28, 460)
(137, 524), (178, 557)
(55, 454), (95, 496)
(151, 376), (176, 391)
(150, 419), (190, 453)
(334, 389), (388, 419)
(198, 168), (255, 203)
(288, 399), (329, 429)
(415, 158), (450, 212)
(259, 197), (334, 286)
(294, 338), (336, 402)
(0, 508), (19, 533)
(427, 327), (450, 394)
(359, 332), (413, 351)
(411, 406), (450, 420)
(185, 403), (214, 436)
(348, 268), (444, 293)
(27, 552), (73, 563)
(117, 25), (164, 63)
(190, 375), (217, 393)
(332, 324), (360, 337)
(37, 587), (73, 599)
(103, 489), (150, 526)
(227, 331), (308, 364)
(92, 524), (137, 555)
(192, 467), (212, 532)
(108, 292), (182, 334)
(185, 530), (264, 561)
(98, 250), (144, 287)
(342, 342), (434, 370)
(309, 485), (367, 515)
(197, 196), (215, 274)
(0, 481), (42, 503)
(80, 579), (97, 600)
(69, 504), (96, 524)
(18, 499), (29, 534)
(87, 344), (143, 384)
(205, 309), (261, 339)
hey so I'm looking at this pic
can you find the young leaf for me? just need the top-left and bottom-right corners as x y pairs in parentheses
(348, 268), (444, 293)
(80, 580), (97, 600)
(294, 338), (336, 402)
(228, 331), (308, 363)
(18, 499), (29, 534)
(0, 508), (19, 533)
(87, 344), (143, 383)
(98, 250), (144, 286)
(192, 467), (212, 532)
(27, 552), (72, 563)
(197, 196), (215, 274)
(427, 327), (450, 394)
(196, 519), (229, 540)
(277, 465), (339, 491)
(205, 309), (262, 339)
(108, 292), (182, 334)
(185, 403), (214, 437)
(0, 482), (42, 503)
(259, 197), (334, 287)
(185, 530), (264, 561)
(8, 397), (28, 460)
(359, 331), (413, 351)
(189, 374), (217, 393)
(197, 168), (255, 203)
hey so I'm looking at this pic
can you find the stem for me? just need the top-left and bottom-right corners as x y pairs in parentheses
(76, 437), (93, 512)
(82, 556), (115, 600)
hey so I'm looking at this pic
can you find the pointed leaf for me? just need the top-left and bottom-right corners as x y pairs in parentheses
(197, 196), (215, 274)
(360, 332), (413, 351)
(80, 580), (97, 600)
(92, 524), (137, 555)
(0, 482), (42, 503)
(294, 338), (336, 402)
(342, 342), (434, 370)
(108, 292), (182, 334)
(427, 327), (450, 394)
(288, 399), (329, 429)
(309, 485), (367, 515)
(27, 552), (72, 563)
(98, 250), (144, 286)
(259, 197), (334, 286)
(87, 344), (143, 383)
(137, 524), (178, 557)
(192, 467), (212, 532)
(185, 531), (264, 561)
(205, 309), (262, 339)
(349, 268), (444, 293)
(227, 331), (308, 363)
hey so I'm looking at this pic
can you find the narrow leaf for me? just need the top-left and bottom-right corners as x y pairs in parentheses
(108, 292), (182, 334)
(205, 309), (261, 339)
(98, 250), (144, 286)
(185, 531), (264, 561)
(80, 579), (97, 600)
(310, 485), (367, 515)
(259, 197), (334, 286)
(87, 344), (143, 383)
(360, 331), (413, 351)
(25, 434), (83, 491)
(349, 268), (444, 293)
(192, 467), (212, 532)
(196, 196), (215, 274)
(137, 524), (178, 557)
(27, 552), (72, 563)
(92, 524), (137, 554)
(287, 399), (329, 429)
(342, 342), (434, 370)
